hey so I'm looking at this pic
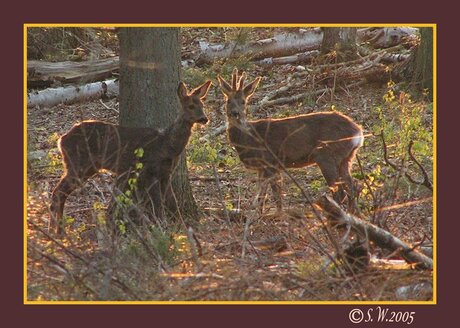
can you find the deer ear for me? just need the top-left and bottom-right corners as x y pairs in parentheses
(217, 75), (233, 97)
(243, 77), (261, 99)
(193, 80), (212, 99)
(177, 82), (189, 100)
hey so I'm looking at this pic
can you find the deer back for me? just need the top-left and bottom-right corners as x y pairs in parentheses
(228, 112), (363, 170)
(59, 121), (165, 176)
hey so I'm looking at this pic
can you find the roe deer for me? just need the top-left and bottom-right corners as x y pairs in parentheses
(217, 69), (363, 213)
(50, 80), (212, 235)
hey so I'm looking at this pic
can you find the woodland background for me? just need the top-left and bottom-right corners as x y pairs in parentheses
(26, 26), (434, 302)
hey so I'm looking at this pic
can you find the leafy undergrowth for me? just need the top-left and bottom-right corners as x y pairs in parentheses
(26, 27), (433, 302)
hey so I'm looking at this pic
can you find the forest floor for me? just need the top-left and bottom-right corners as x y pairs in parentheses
(26, 27), (434, 302)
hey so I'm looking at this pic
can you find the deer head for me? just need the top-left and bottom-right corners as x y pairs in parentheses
(217, 68), (261, 125)
(177, 80), (212, 124)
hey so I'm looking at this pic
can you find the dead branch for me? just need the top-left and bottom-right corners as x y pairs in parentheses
(199, 122), (228, 141)
(212, 164), (231, 226)
(407, 140), (433, 191)
(186, 227), (202, 267)
(255, 50), (319, 67)
(99, 98), (119, 114)
(318, 196), (433, 270)
(259, 80), (366, 108)
(380, 132), (433, 191)
(251, 236), (288, 252)
(28, 221), (141, 298)
(257, 50), (392, 108)
(259, 79), (307, 106)
(356, 154), (376, 203)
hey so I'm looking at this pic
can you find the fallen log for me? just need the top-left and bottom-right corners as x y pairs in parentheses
(27, 79), (119, 108)
(196, 27), (417, 65)
(317, 196), (433, 270)
(196, 28), (323, 65)
(358, 27), (418, 48)
(255, 50), (319, 67)
(28, 58), (193, 90)
(27, 57), (120, 88)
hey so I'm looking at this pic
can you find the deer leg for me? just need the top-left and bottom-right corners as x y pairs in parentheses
(50, 174), (81, 235)
(160, 177), (178, 217)
(338, 150), (359, 213)
(314, 155), (344, 204)
(144, 177), (163, 221)
(269, 173), (283, 213)
(253, 171), (270, 214)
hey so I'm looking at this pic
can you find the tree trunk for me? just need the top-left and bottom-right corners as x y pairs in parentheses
(396, 27), (433, 99)
(118, 27), (199, 223)
(321, 27), (358, 61)
(413, 27), (433, 99)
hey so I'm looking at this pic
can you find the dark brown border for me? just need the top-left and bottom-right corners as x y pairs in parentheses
(8, 1), (457, 327)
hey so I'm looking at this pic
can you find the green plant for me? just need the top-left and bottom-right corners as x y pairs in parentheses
(374, 81), (432, 159)
(45, 151), (63, 174)
(113, 147), (145, 233)
(188, 137), (238, 168)
(362, 81), (433, 208)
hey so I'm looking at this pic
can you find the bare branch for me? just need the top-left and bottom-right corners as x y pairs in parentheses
(407, 140), (433, 191)
(380, 131), (433, 192)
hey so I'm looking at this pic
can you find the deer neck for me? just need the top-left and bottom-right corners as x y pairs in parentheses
(165, 114), (193, 156)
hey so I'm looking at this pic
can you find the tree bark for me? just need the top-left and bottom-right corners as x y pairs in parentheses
(413, 27), (433, 99)
(395, 27), (433, 99)
(118, 27), (199, 223)
(321, 27), (358, 61)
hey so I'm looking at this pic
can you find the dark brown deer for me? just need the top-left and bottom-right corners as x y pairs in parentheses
(217, 69), (363, 213)
(50, 80), (212, 235)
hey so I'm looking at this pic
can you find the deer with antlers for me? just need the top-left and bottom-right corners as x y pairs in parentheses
(217, 69), (363, 213)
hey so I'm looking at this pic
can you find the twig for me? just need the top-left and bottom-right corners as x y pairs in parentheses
(260, 80), (366, 107)
(186, 227), (202, 267)
(29, 242), (100, 298)
(407, 141), (433, 191)
(380, 131), (433, 192)
(28, 221), (141, 299)
(212, 164), (231, 226)
(330, 50), (338, 102)
(99, 98), (119, 114)
(318, 196), (433, 270)
(199, 122), (227, 141)
(356, 154), (375, 203)
(409, 233), (428, 252)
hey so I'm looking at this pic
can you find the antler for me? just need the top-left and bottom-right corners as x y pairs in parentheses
(238, 72), (246, 91)
(231, 68), (238, 90)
